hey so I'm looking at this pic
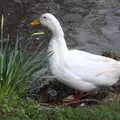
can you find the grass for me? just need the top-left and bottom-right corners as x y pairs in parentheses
(0, 100), (120, 120)
(0, 15), (48, 113)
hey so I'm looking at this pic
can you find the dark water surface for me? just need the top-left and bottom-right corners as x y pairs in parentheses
(1, 0), (120, 54)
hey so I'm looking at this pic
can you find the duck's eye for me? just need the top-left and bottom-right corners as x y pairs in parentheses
(43, 16), (47, 19)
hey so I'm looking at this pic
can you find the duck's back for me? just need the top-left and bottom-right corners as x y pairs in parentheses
(50, 49), (120, 89)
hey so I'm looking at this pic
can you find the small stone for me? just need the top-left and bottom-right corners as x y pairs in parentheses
(48, 89), (57, 97)
(80, 103), (85, 107)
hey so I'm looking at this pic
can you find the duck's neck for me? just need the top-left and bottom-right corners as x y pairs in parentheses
(51, 21), (64, 38)
(49, 24), (68, 55)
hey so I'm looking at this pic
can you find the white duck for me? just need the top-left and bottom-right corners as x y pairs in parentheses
(31, 13), (120, 102)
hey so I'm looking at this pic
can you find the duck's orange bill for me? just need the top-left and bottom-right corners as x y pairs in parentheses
(30, 20), (41, 26)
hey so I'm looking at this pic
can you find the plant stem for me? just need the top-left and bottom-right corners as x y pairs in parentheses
(1, 14), (4, 53)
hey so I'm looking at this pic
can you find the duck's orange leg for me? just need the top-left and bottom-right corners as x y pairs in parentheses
(62, 91), (88, 104)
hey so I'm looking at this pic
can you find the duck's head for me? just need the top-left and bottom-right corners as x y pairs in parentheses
(31, 13), (64, 37)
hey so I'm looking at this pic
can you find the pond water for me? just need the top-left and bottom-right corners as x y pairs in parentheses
(55, 0), (120, 54)
(1, 0), (120, 54)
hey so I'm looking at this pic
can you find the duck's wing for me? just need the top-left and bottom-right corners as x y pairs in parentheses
(70, 50), (116, 63)
(63, 50), (118, 79)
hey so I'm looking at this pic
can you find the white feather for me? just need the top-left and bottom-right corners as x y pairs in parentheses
(40, 13), (120, 91)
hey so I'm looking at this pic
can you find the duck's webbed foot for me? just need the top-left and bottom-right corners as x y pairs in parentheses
(62, 91), (88, 105)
